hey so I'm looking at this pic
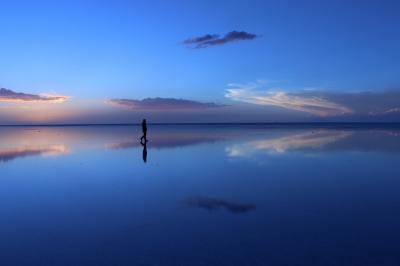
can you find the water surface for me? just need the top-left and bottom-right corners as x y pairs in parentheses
(1, 125), (400, 265)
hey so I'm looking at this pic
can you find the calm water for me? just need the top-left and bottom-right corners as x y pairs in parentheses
(1, 125), (400, 266)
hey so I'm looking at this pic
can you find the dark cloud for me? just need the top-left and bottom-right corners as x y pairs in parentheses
(109, 97), (226, 110)
(184, 34), (219, 45)
(185, 196), (256, 214)
(183, 31), (257, 48)
(0, 88), (68, 103)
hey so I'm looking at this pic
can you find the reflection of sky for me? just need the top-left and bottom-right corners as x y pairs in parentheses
(0, 126), (400, 164)
(1, 125), (400, 265)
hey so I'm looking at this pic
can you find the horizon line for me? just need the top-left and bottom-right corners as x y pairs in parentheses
(1, 122), (400, 127)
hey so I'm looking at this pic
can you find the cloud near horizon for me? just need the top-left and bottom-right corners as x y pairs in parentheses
(108, 97), (226, 110)
(225, 82), (400, 118)
(225, 87), (353, 117)
(183, 31), (257, 48)
(0, 88), (69, 103)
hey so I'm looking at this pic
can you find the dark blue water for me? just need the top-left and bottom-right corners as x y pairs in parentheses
(1, 125), (400, 265)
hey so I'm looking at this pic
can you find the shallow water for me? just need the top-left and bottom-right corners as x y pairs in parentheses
(1, 125), (400, 266)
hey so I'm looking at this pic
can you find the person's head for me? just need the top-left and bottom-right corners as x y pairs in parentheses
(142, 119), (146, 123)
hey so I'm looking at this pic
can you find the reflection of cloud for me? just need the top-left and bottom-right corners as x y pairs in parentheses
(107, 132), (222, 149)
(106, 138), (217, 149)
(185, 196), (256, 214)
(385, 131), (400, 137)
(2, 126), (399, 162)
(226, 130), (352, 157)
(226, 88), (352, 117)
(0, 145), (69, 163)
(0, 88), (69, 103)
(183, 31), (257, 48)
(107, 142), (138, 149)
(108, 98), (225, 110)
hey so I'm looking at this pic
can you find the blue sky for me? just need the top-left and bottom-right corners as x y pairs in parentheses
(0, 0), (400, 124)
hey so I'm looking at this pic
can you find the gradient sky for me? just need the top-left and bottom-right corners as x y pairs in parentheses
(1, 0), (400, 124)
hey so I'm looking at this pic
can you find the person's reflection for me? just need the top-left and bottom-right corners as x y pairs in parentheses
(140, 119), (148, 144)
(142, 141), (148, 163)
(140, 118), (148, 163)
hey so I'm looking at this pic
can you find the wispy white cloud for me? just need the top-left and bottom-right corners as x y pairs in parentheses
(225, 86), (353, 117)
(225, 81), (400, 120)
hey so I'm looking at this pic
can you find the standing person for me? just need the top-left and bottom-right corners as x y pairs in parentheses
(140, 119), (148, 144)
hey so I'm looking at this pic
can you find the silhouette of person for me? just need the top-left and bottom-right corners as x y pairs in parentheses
(140, 119), (148, 144)
(142, 141), (147, 163)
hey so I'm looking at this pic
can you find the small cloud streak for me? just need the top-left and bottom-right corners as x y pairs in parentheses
(183, 31), (257, 48)
(369, 107), (400, 116)
(226, 88), (353, 117)
(0, 88), (69, 103)
(109, 97), (225, 110)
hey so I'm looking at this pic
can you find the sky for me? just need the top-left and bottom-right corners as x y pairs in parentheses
(0, 0), (400, 124)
